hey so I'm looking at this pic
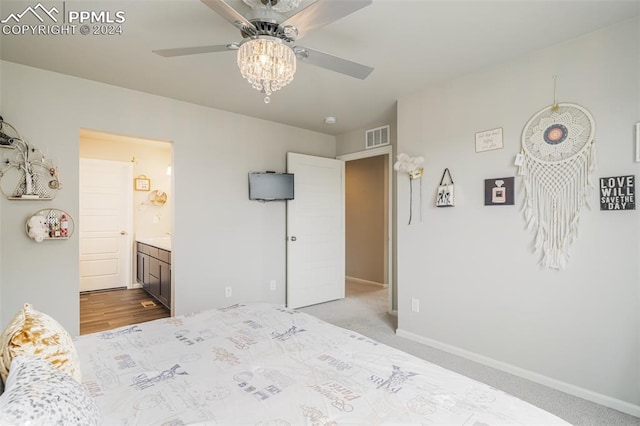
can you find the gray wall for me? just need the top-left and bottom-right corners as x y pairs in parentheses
(396, 17), (639, 412)
(0, 61), (335, 335)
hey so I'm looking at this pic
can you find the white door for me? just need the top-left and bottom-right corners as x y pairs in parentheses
(286, 152), (345, 308)
(79, 159), (132, 292)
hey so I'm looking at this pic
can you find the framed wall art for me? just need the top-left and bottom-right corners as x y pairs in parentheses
(475, 127), (503, 153)
(600, 175), (635, 211)
(636, 122), (640, 162)
(484, 177), (515, 206)
(134, 175), (151, 191)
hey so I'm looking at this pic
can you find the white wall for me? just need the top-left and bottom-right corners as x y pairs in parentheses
(0, 61), (335, 335)
(396, 18), (640, 413)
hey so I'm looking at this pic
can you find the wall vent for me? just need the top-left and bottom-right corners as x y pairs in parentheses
(365, 125), (390, 149)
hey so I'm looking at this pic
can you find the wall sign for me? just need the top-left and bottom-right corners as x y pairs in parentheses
(484, 177), (514, 205)
(134, 175), (151, 191)
(600, 175), (635, 210)
(475, 127), (503, 152)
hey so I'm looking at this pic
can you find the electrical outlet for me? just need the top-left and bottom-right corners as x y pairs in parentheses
(269, 280), (276, 291)
(225, 286), (232, 298)
(411, 298), (420, 312)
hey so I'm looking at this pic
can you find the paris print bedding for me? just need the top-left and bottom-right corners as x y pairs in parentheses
(74, 303), (569, 425)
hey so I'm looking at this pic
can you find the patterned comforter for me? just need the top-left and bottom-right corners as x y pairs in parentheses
(75, 303), (569, 425)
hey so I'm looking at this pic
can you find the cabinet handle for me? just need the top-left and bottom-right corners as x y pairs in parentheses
(290, 236), (297, 241)
(120, 230), (127, 235)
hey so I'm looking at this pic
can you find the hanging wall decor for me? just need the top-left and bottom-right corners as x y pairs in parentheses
(599, 175), (635, 211)
(475, 127), (504, 153)
(518, 102), (596, 269)
(394, 153), (424, 225)
(635, 123), (640, 162)
(0, 116), (61, 200)
(484, 177), (515, 206)
(25, 209), (74, 242)
(134, 175), (151, 191)
(149, 189), (168, 206)
(436, 168), (455, 207)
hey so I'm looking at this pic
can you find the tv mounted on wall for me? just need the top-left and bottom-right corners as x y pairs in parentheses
(248, 172), (294, 201)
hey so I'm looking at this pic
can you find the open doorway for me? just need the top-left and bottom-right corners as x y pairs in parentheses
(79, 129), (173, 334)
(338, 146), (393, 314)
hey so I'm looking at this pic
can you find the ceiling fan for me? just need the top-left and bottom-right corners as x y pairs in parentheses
(153, 0), (374, 103)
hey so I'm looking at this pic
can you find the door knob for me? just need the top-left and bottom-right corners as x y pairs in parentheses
(120, 230), (127, 235)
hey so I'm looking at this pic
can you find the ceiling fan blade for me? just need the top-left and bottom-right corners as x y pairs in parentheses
(296, 47), (373, 79)
(282, 0), (372, 40)
(153, 44), (235, 57)
(200, 0), (257, 34)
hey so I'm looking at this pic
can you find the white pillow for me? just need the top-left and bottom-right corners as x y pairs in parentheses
(0, 356), (100, 425)
(0, 303), (81, 383)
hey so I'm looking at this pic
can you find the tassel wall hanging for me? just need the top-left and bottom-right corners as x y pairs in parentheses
(519, 100), (596, 269)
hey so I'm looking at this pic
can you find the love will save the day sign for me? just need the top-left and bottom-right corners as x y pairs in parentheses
(600, 175), (635, 211)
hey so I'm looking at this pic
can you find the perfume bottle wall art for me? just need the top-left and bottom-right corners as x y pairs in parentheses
(484, 177), (514, 206)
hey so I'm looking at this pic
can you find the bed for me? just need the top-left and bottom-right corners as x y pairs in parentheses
(0, 302), (570, 425)
(67, 302), (568, 425)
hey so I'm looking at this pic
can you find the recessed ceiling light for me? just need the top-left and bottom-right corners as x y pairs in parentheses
(324, 116), (336, 124)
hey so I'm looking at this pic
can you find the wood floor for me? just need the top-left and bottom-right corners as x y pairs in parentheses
(79, 288), (170, 335)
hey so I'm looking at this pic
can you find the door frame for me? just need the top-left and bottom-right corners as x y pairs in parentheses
(79, 158), (134, 290)
(337, 145), (394, 315)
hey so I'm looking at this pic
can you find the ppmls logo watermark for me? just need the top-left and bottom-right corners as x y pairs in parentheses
(1, 2), (126, 36)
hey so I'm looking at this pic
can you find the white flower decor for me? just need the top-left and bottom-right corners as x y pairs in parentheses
(394, 153), (424, 179)
(394, 153), (425, 224)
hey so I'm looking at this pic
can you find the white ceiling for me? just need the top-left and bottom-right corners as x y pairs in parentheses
(1, 0), (639, 135)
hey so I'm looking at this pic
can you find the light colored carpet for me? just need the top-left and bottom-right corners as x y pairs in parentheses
(300, 281), (640, 426)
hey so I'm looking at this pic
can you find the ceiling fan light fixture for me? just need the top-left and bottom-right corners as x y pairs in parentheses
(237, 37), (296, 103)
(242, 0), (303, 13)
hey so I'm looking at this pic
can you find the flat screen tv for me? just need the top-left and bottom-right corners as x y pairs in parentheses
(248, 172), (294, 201)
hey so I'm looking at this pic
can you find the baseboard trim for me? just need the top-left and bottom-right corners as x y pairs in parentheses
(395, 328), (640, 418)
(346, 276), (388, 288)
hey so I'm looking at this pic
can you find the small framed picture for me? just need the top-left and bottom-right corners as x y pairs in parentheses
(636, 122), (640, 162)
(484, 177), (515, 206)
(134, 176), (150, 191)
(475, 127), (504, 153)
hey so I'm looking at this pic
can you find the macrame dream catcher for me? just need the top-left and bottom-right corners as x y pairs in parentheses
(394, 153), (424, 225)
(519, 102), (596, 269)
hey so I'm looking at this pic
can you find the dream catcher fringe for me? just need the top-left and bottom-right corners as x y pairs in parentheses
(519, 102), (596, 269)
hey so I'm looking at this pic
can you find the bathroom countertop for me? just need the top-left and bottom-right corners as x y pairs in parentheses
(137, 236), (171, 251)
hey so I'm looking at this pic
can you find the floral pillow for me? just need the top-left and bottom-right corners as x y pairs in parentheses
(0, 303), (81, 383)
(0, 356), (100, 425)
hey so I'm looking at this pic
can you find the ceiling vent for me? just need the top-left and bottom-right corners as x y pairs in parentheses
(365, 125), (390, 149)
